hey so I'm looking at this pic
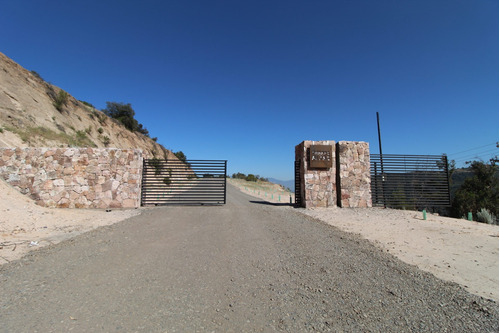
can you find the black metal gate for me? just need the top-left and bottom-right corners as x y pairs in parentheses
(294, 160), (302, 207)
(371, 154), (451, 209)
(141, 159), (227, 206)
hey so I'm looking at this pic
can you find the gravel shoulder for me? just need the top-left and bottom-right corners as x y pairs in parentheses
(230, 179), (499, 302)
(0, 184), (498, 332)
(302, 207), (499, 302)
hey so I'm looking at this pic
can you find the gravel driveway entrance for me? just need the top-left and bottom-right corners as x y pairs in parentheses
(0, 185), (497, 332)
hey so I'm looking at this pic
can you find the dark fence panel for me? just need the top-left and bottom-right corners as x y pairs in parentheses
(371, 154), (451, 209)
(141, 159), (227, 206)
(294, 160), (302, 207)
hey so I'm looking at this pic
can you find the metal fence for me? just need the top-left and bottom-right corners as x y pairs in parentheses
(371, 154), (451, 209)
(294, 160), (302, 207)
(141, 159), (227, 206)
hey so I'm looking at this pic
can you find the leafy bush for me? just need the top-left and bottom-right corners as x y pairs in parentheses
(102, 102), (149, 136)
(174, 151), (187, 163)
(232, 172), (246, 180)
(245, 174), (258, 182)
(53, 90), (68, 112)
(80, 100), (95, 108)
(97, 127), (103, 134)
(477, 208), (498, 225)
(30, 70), (43, 80)
(452, 158), (499, 222)
(101, 135), (110, 146)
(232, 172), (267, 182)
(93, 111), (107, 125)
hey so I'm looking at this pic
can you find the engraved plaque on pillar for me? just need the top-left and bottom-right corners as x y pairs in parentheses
(309, 145), (332, 168)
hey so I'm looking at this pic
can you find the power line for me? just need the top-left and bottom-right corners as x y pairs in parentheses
(454, 149), (498, 160)
(453, 149), (499, 163)
(448, 142), (498, 157)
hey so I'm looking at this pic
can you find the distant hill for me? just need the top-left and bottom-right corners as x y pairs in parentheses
(0, 51), (176, 160)
(268, 178), (294, 192)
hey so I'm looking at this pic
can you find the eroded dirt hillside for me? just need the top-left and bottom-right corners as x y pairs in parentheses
(0, 51), (175, 159)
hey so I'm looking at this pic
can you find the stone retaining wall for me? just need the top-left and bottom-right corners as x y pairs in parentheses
(0, 148), (142, 209)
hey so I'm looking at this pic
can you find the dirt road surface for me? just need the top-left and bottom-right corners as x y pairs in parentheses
(0, 185), (497, 332)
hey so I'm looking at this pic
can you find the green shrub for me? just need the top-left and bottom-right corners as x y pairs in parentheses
(174, 151), (187, 163)
(97, 127), (104, 134)
(477, 208), (498, 225)
(452, 158), (499, 221)
(232, 172), (246, 179)
(102, 102), (149, 136)
(80, 100), (95, 108)
(245, 174), (257, 182)
(102, 135), (110, 146)
(53, 90), (68, 112)
(31, 70), (43, 80)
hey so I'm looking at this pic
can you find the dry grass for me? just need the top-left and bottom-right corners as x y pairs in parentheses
(3, 126), (96, 147)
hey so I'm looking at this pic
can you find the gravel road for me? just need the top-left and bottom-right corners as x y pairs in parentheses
(0, 185), (497, 332)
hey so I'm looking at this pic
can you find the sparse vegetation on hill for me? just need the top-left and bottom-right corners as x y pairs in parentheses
(231, 172), (268, 182)
(0, 51), (175, 159)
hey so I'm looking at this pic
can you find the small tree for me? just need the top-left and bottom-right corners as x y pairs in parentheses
(53, 90), (68, 112)
(102, 102), (149, 136)
(451, 157), (499, 223)
(246, 174), (257, 182)
(232, 172), (246, 179)
(174, 151), (187, 163)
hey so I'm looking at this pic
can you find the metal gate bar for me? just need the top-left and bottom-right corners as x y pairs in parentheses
(141, 159), (227, 206)
(294, 160), (302, 207)
(371, 154), (450, 209)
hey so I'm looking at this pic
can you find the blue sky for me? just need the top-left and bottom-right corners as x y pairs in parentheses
(1, 0), (498, 180)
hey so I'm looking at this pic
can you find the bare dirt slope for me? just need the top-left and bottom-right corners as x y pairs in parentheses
(0, 51), (175, 159)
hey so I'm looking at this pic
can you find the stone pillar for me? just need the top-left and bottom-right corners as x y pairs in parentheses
(337, 141), (372, 208)
(295, 141), (336, 208)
